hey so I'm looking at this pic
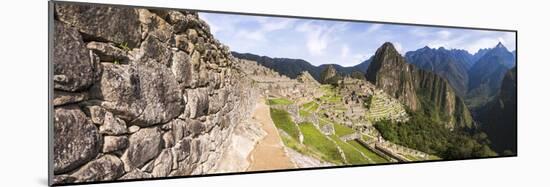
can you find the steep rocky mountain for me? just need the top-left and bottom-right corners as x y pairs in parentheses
(481, 67), (517, 154)
(231, 52), (372, 82)
(405, 46), (473, 97)
(467, 42), (516, 107)
(52, 3), (258, 184)
(320, 65), (341, 84)
(366, 42), (473, 129)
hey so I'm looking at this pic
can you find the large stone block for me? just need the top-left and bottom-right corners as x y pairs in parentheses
(55, 4), (141, 48)
(90, 62), (183, 127)
(151, 149), (173, 177)
(99, 111), (128, 135)
(121, 127), (162, 170)
(70, 155), (125, 182)
(103, 136), (129, 153)
(53, 21), (97, 92)
(54, 106), (101, 174)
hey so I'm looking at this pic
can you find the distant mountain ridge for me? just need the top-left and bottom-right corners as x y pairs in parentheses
(467, 42), (516, 107)
(231, 52), (372, 82)
(405, 46), (474, 97)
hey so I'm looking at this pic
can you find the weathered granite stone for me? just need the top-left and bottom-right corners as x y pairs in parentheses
(89, 63), (144, 121)
(128, 59), (183, 126)
(55, 4), (141, 48)
(54, 106), (101, 174)
(128, 125), (140, 134)
(121, 127), (162, 170)
(134, 36), (172, 67)
(208, 89), (228, 114)
(184, 88), (209, 119)
(166, 11), (189, 33)
(173, 138), (191, 162)
(138, 9), (173, 42)
(53, 91), (88, 106)
(171, 119), (185, 141)
(53, 174), (77, 185)
(99, 112), (128, 135)
(162, 131), (175, 148)
(140, 159), (155, 173)
(186, 120), (205, 138)
(151, 149), (173, 177)
(53, 21), (96, 92)
(86, 41), (129, 63)
(103, 136), (129, 153)
(70, 155), (125, 182)
(171, 51), (192, 84)
(84, 105), (106, 125)
(119, 169), (153, 180)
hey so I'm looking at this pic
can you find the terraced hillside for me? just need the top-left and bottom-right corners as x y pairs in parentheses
(365, 90), (409, 122)
(239, 58), (438, 167)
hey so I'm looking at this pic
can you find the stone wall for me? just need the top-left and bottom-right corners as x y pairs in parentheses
(52, 3), (258, 184)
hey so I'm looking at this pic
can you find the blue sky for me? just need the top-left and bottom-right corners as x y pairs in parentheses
(199, 12), (516, 67)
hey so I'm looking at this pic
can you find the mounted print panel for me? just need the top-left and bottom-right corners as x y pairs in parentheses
(49, 1), (517, 185)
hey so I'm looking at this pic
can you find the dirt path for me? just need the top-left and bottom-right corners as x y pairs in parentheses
(247, 98), (295, 171)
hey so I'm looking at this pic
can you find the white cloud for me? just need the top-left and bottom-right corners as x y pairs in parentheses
(366, 24), (383, 34)
(340, 45), (350, 58)
(437, 30), (452, 39)
(393, 42), (405, 55)
(296, 21), (347, 56)
(409, 28), (430, 37)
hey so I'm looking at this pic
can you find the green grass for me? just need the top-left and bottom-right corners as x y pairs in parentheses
(427, 155), (442, 160)
(268, 98), (294, 105)
(320, 85), (342, 103)
(333, 123), (355, 137)
(299, 101), (319, 117)
(320, 95), (342, 103)
(299, 110), (311, 117)
(330, 135), (370, 165)
(348, 140), (388, 163)
(403, 154), (422, 161)
(301, 101), (319, 112)
(362, 135), (374, 142)
(299, 122), (344, 164)
(270, 108), (300, 140)
(118, 42), (131, 51)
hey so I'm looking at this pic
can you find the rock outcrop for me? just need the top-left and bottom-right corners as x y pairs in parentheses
(366, 42), (473, 129)
(320, 65), (341, 85)
(52, 3), (258, 184)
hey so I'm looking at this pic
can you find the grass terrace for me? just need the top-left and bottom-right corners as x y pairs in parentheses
(270, 108), (301, 140)
(320, 85), (342, 103)
(333, 123), (355, 137)
(330, 135), (371, 165)
(299, 101), (319, 117)
(299, 122), (344, 164)
(268, 98), (293, 105)
(348, 140), (388, 163)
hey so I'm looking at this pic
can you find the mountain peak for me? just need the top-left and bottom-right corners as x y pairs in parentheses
(376, 42), (400, 56)
(496, 42), (506, 49)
